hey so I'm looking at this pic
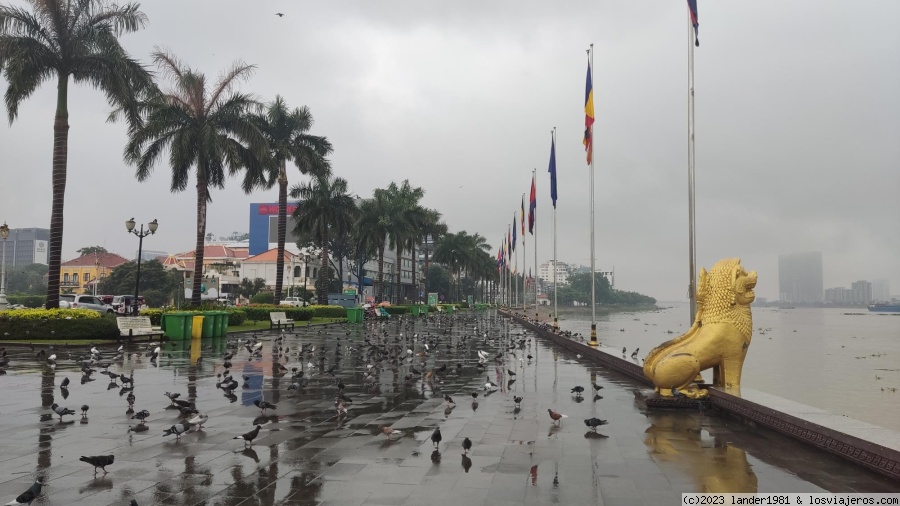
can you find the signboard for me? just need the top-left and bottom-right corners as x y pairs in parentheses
(467, 295), (474, 306)
(184, 276), (220, 300)
(428, 293), (438, 305)
(33, 240), (48, 264)
(343, 289), (357, 295)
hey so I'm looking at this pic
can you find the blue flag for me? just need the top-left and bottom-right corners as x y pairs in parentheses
(548, 135), (557, 208)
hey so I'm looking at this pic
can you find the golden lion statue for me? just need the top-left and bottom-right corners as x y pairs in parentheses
(643, 258), (758, 399)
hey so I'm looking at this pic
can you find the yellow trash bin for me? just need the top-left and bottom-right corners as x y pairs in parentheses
(191, 315), (205, 340)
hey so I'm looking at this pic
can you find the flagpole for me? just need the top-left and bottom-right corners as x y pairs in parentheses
(522, 193), (527, 313)
(552, 128), (559, 329)
(533, 168), (539, 320)
(687, 9), (698, 324)
(514, 213), (519, 310)
(587, 44), (599, 347)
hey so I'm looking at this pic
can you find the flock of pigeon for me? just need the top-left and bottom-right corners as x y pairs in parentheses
(4, 312), (611, 504)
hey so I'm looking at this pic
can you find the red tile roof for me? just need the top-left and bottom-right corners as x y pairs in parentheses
(243, 249), (296, 263)
(62, 253), (129, 268)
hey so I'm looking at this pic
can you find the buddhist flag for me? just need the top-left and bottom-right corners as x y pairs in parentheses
(584, 60), (595, 165)
(548, 135), (558, 208)
(687, 0), (699, 46)
(528, 175), (536, 234)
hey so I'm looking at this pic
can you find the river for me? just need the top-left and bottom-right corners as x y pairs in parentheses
(549, 302), (900, 431)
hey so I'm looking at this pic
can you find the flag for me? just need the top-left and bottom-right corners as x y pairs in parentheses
(584, 60), (595, 165)
(528, 175), (536, 234)
(520, 196), (525, 240)
(687, 0), (699, 46)
(548, 135), (557, 208)
(512, 215), (517, 252)
(507, 227), (511, 257)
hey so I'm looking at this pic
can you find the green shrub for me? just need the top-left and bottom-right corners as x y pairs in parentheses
(383, 305), (410, 315)
(241, 305), (314, 321)
(6, 295), (46, 308)
(140, 308), (165, 325)
(0, 308), (100, 321)
(0, 313), (118, 340)
(250, 292), (274, 304)
(308, 305), (347, 318)
(226, 309), (246, 325)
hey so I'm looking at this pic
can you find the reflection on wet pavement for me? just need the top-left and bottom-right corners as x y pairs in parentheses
(0, 312), (897, 505)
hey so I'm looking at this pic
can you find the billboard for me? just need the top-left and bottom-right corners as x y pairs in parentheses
(33, 240), (48, 264)
(249, 202), (301, 255)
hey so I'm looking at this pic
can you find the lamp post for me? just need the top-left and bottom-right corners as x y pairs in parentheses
(303, 254), (310, 290)
(289, 255), (295, 298)
(0, 222), (9, 311)
(126, 218), (158, 316)
(93, 254), (100, 296)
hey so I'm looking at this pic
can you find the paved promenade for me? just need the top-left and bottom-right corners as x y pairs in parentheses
(0, 313), (897, 505)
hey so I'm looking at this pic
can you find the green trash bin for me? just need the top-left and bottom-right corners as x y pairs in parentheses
(201, 312), (216, 338)
(209, 311), (225, 337)
(163, 312), (190, 340)
(220, 311), (231, 335)
(445, 305), (454, 314)
(347, 307), (364, 324)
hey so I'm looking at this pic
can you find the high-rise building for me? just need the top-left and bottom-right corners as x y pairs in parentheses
(872, 279), (890, 303)
(539, 261), (573, 286)
(850, 280), (873, 305)
(778, 251), (823, 303)
(3, 227), (50, 266)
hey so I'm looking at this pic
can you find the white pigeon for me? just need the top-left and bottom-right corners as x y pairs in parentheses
(153, 346), (161, 355)
(252, 342), (263, 350)
(47, 354), (56, 362)
(90, 346), (99, 355)
(117, 345), (124, 353)
(187, 413), (208, 428)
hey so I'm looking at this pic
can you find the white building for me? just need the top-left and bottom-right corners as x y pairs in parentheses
(872, 279), (890, 303)
(241, 249), (320, 294)
(539, 261), (573, 286)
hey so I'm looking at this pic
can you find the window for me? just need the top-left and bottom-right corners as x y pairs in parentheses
(294, 266), (301, 277)
(305, 266), (310, 277)
(63, 273), (70, 283)
(73, 273), (79, 284)
(84, 273), (90, 282)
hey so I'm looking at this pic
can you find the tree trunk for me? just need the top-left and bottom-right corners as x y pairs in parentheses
(192, 173), (208, 306)
(410, 243), (417, 303)
(376, 244), (385, 302)
(317, 228), (330, 305)
(395, 247), (402, 305)
(274, 162), (288, 305)
(45, 75), (69, 310)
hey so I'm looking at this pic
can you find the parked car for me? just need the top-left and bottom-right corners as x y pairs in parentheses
(59, 294), (114, 314)
(280, 297), (308, 307)
(111, 295), (146, 314)
(97, 295), (114, 305)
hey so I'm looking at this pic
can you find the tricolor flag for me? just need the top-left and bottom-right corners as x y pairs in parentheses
(528, 175), (536, 234)
(687, 0), (699, 46)
(548, 135), (558, 208)
(520, 196), (525, 240)
(512, 216), (517, 252)
(583, 61), (595, 165)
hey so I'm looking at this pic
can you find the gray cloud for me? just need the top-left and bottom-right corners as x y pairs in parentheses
(1, 1), (897, 301)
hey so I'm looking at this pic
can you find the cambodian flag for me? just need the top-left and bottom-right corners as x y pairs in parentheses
(528, 175), (536, 234)
(687, 0), (699, 46)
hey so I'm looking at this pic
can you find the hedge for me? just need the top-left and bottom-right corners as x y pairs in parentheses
(383, 305), (410, 315)
(308, 305), (347, 318)
(0, 308), (100, 321)
(0, 311), (118, 340)
(250, 292), (275, 304)
(241, 305), (314, 321)
(5, 295), (45, 308)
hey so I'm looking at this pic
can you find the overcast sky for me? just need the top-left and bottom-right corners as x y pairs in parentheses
(2, 1), (898, 301)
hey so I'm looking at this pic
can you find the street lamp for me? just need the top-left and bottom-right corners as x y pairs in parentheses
(126, 218), (158, 316)
(289, 255), (296, 298)
(0, 222), (9, 311)
(304, 254), (310, 290)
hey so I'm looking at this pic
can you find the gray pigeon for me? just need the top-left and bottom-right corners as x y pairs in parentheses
(50, 403), (75, 421)
(5, 477), (42, 504)
(233, 424), (262, 447)
(80, 455), (114, 475)
(162, 423), (191, 439)
(187, 413), (208, 429)
(254, 399), (276, 413)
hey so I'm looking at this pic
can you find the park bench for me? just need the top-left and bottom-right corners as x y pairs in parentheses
(117, 316), (163, 339)
(269, 312), (295, 330)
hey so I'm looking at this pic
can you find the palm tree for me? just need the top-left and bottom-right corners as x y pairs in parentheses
(384, 180), (427, 304)
(415, 208), (444, 303)
(356, 189), (395, 303)
(291, 174), (357, 305)
(125, 50), (269, 306)
(251, 96), (331, 305)
(0, 0), (153, 309)
(433, 232), (467, 301)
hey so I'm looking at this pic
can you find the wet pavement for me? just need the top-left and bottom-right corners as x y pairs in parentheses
(0, 312), (898, 506)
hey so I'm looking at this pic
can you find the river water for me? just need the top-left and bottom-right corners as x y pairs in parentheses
(549, 302), (900, 431)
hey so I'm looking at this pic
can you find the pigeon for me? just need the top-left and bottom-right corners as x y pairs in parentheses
(444, 395), (455, 406)
(80, 405), (89, 417)
(164, 392), (181, 403)
(129, 500), (138, 506)
(513, 396), (523, 407)
(6, 477), (42, 505)
(80, 455), (114, 475)
(631, 348), (640, 359)
(507, 369), (516, 377)
(483, 377), (497, 391)
(163, 423), (191, 439)
(50, 403), (75, 421)
(547, 409), (568, 425)
(254, 399), (276, 413)
(234, 425), (262, 446)
(60, 377), (69, 389)
(591, 382), (604, 391)
(380, 425), (401, 440)
(470, 392), (478, 399)
(621, 347), (626, 355)
(187, 413), (208, 428)
(571, 386), (585, 396)
(431, 427), (442, 447)
(131, 410), (150, 425)
(584, 417), (608, 431)
(275, 12), (284, 17)
(126, 392), (136, 408)
(172, 399), (193, 409)
(462, 437), (472, 455)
